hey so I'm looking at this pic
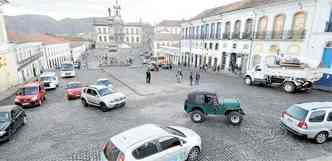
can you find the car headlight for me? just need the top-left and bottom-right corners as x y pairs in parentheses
(32, 96), (38, 101)
(0, 131), (6, 136)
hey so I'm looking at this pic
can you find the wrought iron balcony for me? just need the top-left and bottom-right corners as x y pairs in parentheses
(271, 31), (284, 40)
(286, 30), (306, 40)
(232, 32), (241, 39)
(222, 33), (231, 40)
(242, 32), (253, 40)
(255, 32), (266, 40)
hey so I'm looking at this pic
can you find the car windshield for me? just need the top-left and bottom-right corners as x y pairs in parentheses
(98, 88), (113, 96)
(18, 87), (38, 95)
(61, 64), (74, 71)
(0, 112), (9, 122)
(66, 83), (81, 89)
(104, 141), (122, 161)
(163, 126), (186, 137)
(40, 76), (55, 81)
(286, 105), (309, 121)
(97, 80), (111, 86)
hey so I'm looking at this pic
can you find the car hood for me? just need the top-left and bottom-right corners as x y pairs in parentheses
(168, 126), (201, 141)
(101, 92), (126, 101)
(16, 95), (34, 99)
(221, 98), (241, 108)
(66, 88), (81, 93)
(0, 121), (10, 130)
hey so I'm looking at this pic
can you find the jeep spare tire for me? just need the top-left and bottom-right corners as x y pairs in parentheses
(227, 111), (243, 125)
(190, 110), (205, 123)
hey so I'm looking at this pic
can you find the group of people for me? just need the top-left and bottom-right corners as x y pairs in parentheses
(145, 68), (201, 86)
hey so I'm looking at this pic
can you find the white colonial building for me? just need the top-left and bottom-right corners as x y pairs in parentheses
(180, 0), (332, 73)
(42, 41), (71, 69)
(154, 20), (182, 34)
(123, 23), (144, 48)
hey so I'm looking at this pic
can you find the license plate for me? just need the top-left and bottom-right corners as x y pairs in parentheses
(23, 103), (30, 106)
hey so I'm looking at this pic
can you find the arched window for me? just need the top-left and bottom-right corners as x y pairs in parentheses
(244, 19), (253, 39)
(224, 22), (231, 39)
(291, 11), (306, 39)
(233, 20), (241, 39)
(257, 16), (268, 39)
(272, 14), (285, 39)
(210, 23), (215, 39)
(99, 36), (102, 42)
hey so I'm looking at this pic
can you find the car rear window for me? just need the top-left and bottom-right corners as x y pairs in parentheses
(104, 141), (122, 161)
(286, 105), (308, 121)
(163, 127), (186, 137)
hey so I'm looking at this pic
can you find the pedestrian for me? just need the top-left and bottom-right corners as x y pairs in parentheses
(146, 70), (151, 84)
(189, 71), (193, 86)
(195, 72), (200, 85)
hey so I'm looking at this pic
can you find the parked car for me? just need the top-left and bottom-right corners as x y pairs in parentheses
(80, 85), (127, 112)
(148, 63), (159, 71)
(15, 81), (46, 107)
(184, 91), (245, 125)
(96, 78), (113, 89)
(161, 64), (172, 70)
(74, 62), (81, 69)
(100, 124), (202, 161)
(280, 102), (332, 144)
(65, 81), (82, 100)
(40, 72), (59, 90)
(0, 105), (27, 142)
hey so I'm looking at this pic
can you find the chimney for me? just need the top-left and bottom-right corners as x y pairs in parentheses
(108, 8), (112, 17)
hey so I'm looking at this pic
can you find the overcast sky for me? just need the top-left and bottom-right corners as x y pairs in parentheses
(3, 0), (240, 24)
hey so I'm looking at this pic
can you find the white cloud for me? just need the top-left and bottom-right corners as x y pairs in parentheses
(3, 0), (240, 22)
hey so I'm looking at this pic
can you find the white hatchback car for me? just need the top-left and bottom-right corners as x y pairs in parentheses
(281, 102), (332, 144)
(40, 72), (59, 90)
(101, 124), (202, 161)
(81, 85), (126, 112)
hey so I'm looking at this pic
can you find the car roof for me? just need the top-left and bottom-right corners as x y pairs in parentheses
(40, 72), (56, 77)
(296, 102), (332, 111)
(97, 78), (109, 81)
(189, 90), (216, 96)
(111, 124), (169, 150)
(67, 81), (81, 84)
(0, 105), (17, 112)
(88, 85), (107, 90)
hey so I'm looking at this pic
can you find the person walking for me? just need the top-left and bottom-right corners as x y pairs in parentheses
(146, 70), (151, 84)
(189, 72), (193, 86)
(195, 71), (200, 85)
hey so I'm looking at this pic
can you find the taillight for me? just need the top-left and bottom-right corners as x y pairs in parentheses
(117, 153), (125, 161)
(297, 120), (308, 129)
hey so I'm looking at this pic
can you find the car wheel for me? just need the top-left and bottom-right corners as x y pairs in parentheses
(244, 76), (252, 86)
(100, 102), (108, 112)
(283, 82), (296, 93)
(227, 111), (243, 125)
(81, 99), (88, 107)
(190, 110), (205, 123)
(315, 132), (328, 144)
(23, 116), (27, 125)
(187, 147), (200, 161)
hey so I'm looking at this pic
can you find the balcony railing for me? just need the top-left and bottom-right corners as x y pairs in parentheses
(222, 33), (231, 40)
(286, 30), (306, 40)
(232, 32), (241, 39)
(242, 32), (253, 40)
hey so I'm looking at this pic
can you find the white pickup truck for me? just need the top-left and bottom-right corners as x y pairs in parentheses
(244, 63), (323, 93)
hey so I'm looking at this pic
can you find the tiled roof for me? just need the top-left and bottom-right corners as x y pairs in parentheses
(8, 32), (69, 45)
(70, 41), (83, 48)
(190, 0), (291, 21)
(156, 20), (183, 27)
(153, 33), (181, 41)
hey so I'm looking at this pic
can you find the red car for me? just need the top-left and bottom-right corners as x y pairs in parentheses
(65, 81), (82, 100)
(15, 81), (46, 107)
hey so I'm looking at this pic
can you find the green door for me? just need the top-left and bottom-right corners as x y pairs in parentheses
(203, 94), (218, 114)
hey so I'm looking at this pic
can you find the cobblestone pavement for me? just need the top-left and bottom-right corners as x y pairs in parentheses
(1, 48), (332, 161)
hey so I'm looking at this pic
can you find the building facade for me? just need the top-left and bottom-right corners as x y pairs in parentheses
(0, 0), (18, 92)
(123, 23), (144, 48)
(153, 20), (182, 64)
(180, 0), (332, 74)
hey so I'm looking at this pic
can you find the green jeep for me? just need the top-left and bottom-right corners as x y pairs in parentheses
(184, 91), (245, 125)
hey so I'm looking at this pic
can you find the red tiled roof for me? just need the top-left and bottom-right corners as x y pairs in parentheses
(8, 32), (69, 45)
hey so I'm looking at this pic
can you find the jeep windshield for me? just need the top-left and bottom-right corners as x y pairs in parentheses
(286, 105), (308, 121)
(18, 87), (38, 96)
(98, 88), (113, 97)
(66, 83), (81, 89)
(61, 64), (74, 71)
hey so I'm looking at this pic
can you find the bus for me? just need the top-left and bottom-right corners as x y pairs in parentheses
(60, 61), (76, 78)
